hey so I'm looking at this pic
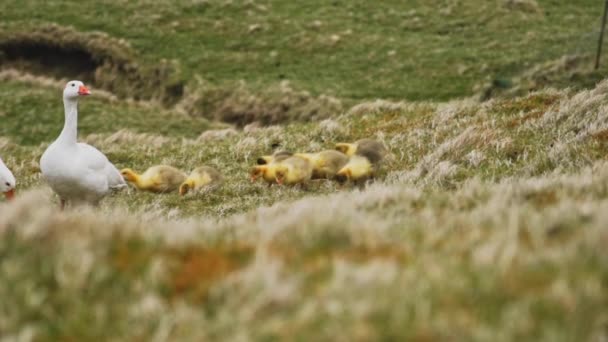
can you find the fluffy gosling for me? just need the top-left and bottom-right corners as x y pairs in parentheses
(251, 151), (293, 186)
(250, 164), (280, 186)
(335, 138), (387, 164)
(121, 165), (186, 193)
(335, 155), (375, 186)
(274, 155), (313, 186)
(179, 166), (223, 195)
(294, 150), (348, 179)
(257, 150), (293, 165)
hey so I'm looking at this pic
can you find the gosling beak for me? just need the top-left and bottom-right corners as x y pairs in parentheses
(78, 85), (91, 96)
(276, 178), (283, 185)
(4, 189), (15, 200)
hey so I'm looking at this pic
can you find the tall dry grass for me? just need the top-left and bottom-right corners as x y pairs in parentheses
(1, 159), (607, 340)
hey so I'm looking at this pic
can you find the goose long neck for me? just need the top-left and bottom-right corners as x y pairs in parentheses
(59, 98), (79, 144)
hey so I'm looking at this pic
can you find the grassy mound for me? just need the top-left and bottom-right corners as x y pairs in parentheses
(1, 77), (608, 339)
(0, 24), (184, 105)
(0, 78), (218, 146)
(5, 164), (608, 340)
(2, 1), (608, 339)
(178, 79), (343, 126)
(476, 54), (608, 100)
(1, 1), (603, 101)
(4, 78), (608, 215)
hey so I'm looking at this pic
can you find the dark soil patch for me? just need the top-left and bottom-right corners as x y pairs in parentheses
(180, 80), (343, 127)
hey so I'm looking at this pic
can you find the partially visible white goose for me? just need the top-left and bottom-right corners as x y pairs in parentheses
(40, 80), (125, 208)
(0, 156), (16, 200)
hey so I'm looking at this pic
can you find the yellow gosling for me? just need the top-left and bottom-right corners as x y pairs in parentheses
(335, 155), (374, 186)
(256, 150), (293, 165)
(335, 138), (386, 164)
(274, 156), (313, 186)
(294, 150), (348, 179)
(251, 151), (293, 186)
(335, 142), (357, 156)
(179, 166), (223, 196)
(120, 165), (186, 193)
(250, 164), (279, 186)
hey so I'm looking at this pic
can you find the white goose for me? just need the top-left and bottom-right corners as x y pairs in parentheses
(0, 156), (16, 200)
(40, 80), (125, 208)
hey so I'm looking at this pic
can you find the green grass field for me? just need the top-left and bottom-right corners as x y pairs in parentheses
(1, 0), (605, 101)
(1, 0), (608, 340)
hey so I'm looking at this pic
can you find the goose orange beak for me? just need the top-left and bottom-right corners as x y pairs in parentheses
(78, 85), (91, 96)
(4, 189), (15, 200)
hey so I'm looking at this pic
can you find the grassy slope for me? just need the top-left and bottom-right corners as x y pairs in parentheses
(1, 0), (608, 340)
(1, 79), (608, 339)
(1, 0), (603, 100)
(0, 79), (215, 145)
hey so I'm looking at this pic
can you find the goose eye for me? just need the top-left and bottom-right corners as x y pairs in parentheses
(4, 182), (10, 187)
(71, 83), (75, 87)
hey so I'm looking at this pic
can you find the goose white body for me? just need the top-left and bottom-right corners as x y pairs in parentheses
(0, 156), (16, 199)
(40, 80), (125, 205)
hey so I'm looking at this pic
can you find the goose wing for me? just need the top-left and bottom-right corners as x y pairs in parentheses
(77, 143), (126, 190)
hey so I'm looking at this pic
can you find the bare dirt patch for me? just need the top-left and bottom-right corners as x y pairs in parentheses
(178, 79), (343, 127)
